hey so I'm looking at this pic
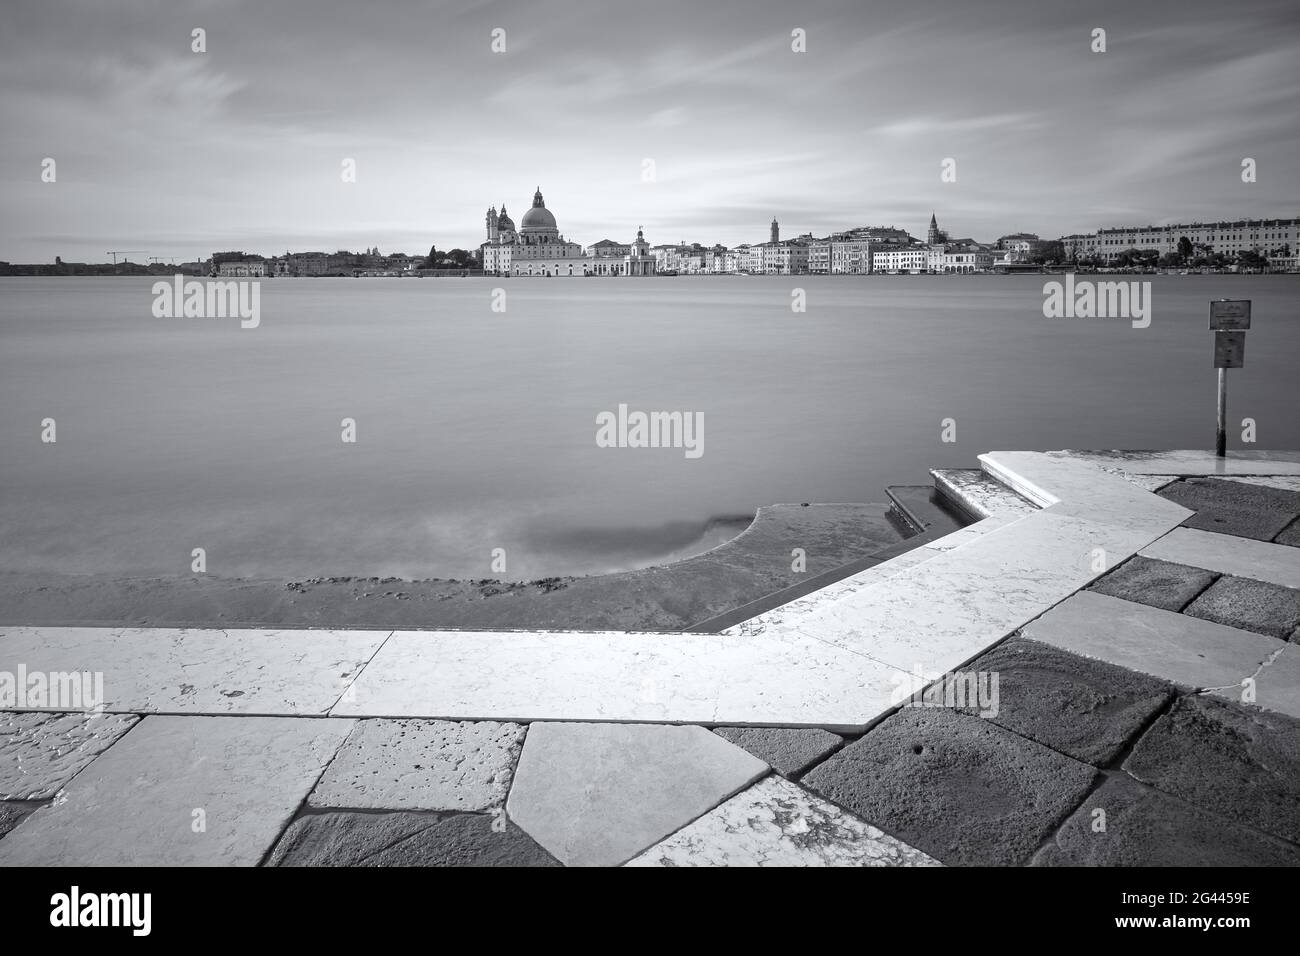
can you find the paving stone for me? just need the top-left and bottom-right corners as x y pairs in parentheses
(505, 722), (766, 867)
(1033, 774), (1300, 866)
(802, 707), (1097, 866)
(0, 626), (387, 715)
(1088, 556), (1216, 612)
(929, 469), (1037, 519)
(1159, 478), (1300, 542)
(1023, 590), (1283, 692)
(712, 726), (842, 776)
(0, 712), (138, 799)
(1209, 644), (1300, 722)
(959, 638), (1174, 766)
(1219, 476), (1300, 493)
(1277, 519), (1300, 547)
(336, 627), (911, 733)
(794, 510), (1177, 679)
(0, 715), (353, 865)
(0, 801), (36, 840)
(1184, 576), (1300, 639)
(309, 718), (524, 811)
(268, 811), (559, 867)
(1141, 527), (1300, 589)
(1123, 695), (1300, 845)
(626, 774), (941, 867)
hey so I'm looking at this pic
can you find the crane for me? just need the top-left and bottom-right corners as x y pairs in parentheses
(106, 251), (147, 265)
(148, 256), (180, 265)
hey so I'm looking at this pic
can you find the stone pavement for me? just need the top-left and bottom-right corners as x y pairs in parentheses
(2, 450), (1300, 866)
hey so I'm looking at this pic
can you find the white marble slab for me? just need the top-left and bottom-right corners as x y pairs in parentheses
(0, 715), (353, 866)
(921, 514), (1024, 551)
(981, 451), (1192, 537)
(1115, 474), (1179, 492)
(626, 774), (941, 867)
(0, 626), (389, 715)
(1048, 450), (1300, 476)
(1141, 527), (1300, 589)
(930, 469), (1038, 519)
(1022, 590), (1285, 692)
(507, 722), (768, 867)
(0, 712), (138, 800)
(790, 510), (1168, 676)
(332, 628), (911, 733)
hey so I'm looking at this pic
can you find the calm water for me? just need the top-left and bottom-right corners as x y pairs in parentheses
(2, 275), (1297, 580)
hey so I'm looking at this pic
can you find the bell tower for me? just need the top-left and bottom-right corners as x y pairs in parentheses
(486, 206), (498, 242)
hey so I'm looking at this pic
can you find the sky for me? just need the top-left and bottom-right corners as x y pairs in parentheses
(1, 0), (1298, 262)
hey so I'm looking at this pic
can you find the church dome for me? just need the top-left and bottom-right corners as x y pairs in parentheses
(521, 205), (557, 230)
(520, 187), (558, 232)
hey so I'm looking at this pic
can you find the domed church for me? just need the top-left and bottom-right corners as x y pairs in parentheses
(481, 187), (655, 277)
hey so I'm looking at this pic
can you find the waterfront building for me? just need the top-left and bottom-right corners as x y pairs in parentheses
(997, 233), (1040, 261)
(807, 226), (913, 274)
(872, 246), (929, 274)
(585, 239), (630, 258)
(216, 257), (267, 277)
(1062, 217), (1299, 264)
(480, 188), (654, 276)
(926, 246), (994, 273)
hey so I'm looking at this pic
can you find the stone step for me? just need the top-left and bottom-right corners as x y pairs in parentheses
(930, 468), (1039, 521)
(884, 485), (967, 536)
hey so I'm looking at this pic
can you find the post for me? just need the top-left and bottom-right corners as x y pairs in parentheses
(1216, 366), (1227, 458)
(1208, 300), (1250, 460)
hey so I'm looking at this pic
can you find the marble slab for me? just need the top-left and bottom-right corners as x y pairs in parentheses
(506, 722), (767, 867)
(930, 469), (1038, 519)
(981, 451), (1193, 537)
(308, 718), (525, 811)
(0, 715), (353, 866)
(0, 712), (138, 800)
(1021, 590), (1286, 695)
(790, 510), (1168, 676)
(1048, 449), (1300, 476)
(333, 628), (912, 733)
(0, 626), (389, 716)
(1142, 527), (1300, 589)
(626, 775), (940, 867)
(920, 514), (1023, 552)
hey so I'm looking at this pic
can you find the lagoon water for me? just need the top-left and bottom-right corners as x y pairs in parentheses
(2, 275), (1297, 581)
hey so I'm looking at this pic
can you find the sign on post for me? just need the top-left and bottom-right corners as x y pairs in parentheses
(1209, 299), (1251, 330)
(1214, 331), (1246, 368)
(1209, 300), (1250, 458)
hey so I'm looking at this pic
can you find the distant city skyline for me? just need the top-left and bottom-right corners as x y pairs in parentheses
(3, 0), (1298, 262)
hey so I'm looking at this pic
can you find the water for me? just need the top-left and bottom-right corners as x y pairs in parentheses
(2, 275), (1297, 580)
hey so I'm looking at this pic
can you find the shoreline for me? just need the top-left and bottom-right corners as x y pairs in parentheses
(0, 503), (908, 632)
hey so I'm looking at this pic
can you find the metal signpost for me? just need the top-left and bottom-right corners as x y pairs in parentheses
(1209, 300), (1251, 458)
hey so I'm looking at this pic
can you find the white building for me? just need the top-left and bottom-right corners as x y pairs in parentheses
(481, 188), (655, 276)
(1065, 217), (1300, 263)
(872, 247), (929, 274)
